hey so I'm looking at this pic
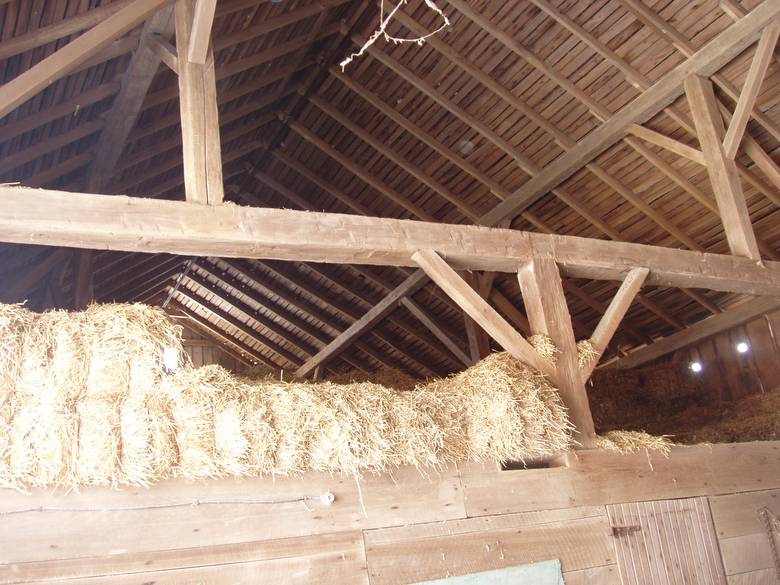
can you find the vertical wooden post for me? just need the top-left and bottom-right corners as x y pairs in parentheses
(73, 250), (94, 309)
(462, 272), (491, 361)
(517, 256), (596, 448)
(685, 74), (761, 260)
(175, 0), (224, 205)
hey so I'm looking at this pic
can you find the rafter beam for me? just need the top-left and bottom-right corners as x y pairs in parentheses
(6, 187), (780, 295)
(722, 21), (780, 159)
(610, 296), (780, 370)
(167, 299), (275, 369)
(174, 0), (223, 205)
(86, 6), (175, 192)
(294, 270), (429, 378)
(399, 297), (473, 367)
(0, 0), (134, 62)
(476, 0), (780, 225)
(0, 0), (172, 120)
(685, 75), (761, 260)
(413, 249), (556, 379)
(582, 267), (649, 379)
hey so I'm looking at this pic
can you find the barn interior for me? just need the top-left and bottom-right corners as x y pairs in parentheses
(2, 0), (780, 582)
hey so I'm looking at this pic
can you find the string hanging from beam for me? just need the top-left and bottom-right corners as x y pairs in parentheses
(340, 0), (450, 69)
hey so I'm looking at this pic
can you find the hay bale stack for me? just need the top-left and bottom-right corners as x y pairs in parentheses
(0, 299), (575, 489)
(153, 353), (572, 479)
(0, 303), (183, 488)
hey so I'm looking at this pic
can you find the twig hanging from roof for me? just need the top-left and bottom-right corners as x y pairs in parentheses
(340, 0), (450, 69)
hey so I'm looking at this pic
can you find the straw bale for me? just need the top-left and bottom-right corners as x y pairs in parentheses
(0, 302), (577, 489)
(327, 367), (420, 391)
(75, 400), (120, 486)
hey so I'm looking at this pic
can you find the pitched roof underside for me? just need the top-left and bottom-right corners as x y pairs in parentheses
(1, 0), (779, 377)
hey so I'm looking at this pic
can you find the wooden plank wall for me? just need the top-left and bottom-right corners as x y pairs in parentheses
(710, 488), (780, 584)
(181, 324), (245, 372)
(2, 442), (780, 584)
(671, 308), (780, 400)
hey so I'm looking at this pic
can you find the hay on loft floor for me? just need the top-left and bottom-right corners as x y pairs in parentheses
(596, 430), (673, 456)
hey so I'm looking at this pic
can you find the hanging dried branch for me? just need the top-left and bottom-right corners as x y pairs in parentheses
(340, 0), (450, 70)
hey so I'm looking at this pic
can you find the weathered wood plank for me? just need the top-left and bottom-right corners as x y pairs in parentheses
(364, 508), (614, 584)
(5, 188), (780, 296)
(0, 465), (464, 568)
(460, 442), (780, 517)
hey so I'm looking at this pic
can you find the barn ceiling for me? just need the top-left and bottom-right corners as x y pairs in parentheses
(1, 0), (779, 377)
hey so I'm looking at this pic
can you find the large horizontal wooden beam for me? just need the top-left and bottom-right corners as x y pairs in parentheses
(478, 0), (780, 225)
(609, 296), (780, 369)
(3, 186), (780, 296)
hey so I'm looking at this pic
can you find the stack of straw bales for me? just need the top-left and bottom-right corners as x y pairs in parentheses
(0, 303), (573, 490)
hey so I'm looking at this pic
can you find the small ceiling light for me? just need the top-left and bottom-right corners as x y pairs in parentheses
(459, 139), (475, 156)
(690, 361), (703, 373)
(162, 346), (179, 373)
(736, 341), (750, 354)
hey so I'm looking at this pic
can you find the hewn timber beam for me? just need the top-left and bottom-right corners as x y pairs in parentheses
(186, 0), (217, 64)
(723, 21), (780, 158)
(517, 256), (595, 447)
(477, 0), (780, 226)
(627, 125), (705, 165)
(413, 249), (556, 380)
(6, 186), (780, 295)
(0, 0), (172, 120)
(175, 0), (223, 205)
(148, 33), (179, 73)
(685, 75), (762, 260)
(610, 296), (780, 370)
(581, 267), (649, 380)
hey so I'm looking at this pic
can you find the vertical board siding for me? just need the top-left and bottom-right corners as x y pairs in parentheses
(710, 488), (780, 582)
(608, 497), (728, 585)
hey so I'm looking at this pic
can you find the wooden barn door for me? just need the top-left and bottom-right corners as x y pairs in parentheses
(607, 497), (727, 584)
